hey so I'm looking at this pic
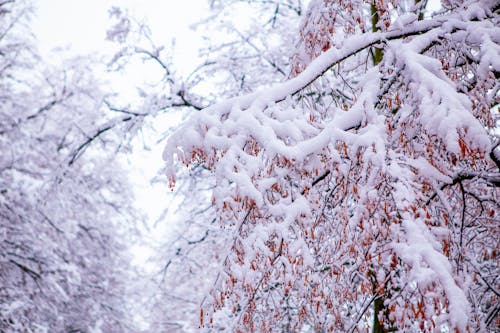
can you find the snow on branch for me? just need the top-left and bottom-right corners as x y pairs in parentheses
(163, 5), (493, 179)
(162, 1), (499, 331)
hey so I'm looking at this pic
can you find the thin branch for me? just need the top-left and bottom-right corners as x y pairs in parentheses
(68, 116), (134, 166)
(26, 92), (74, 121)
(39, 211), (64, 234)
(187, 230), (209, 245)
(176, 90), (203, 111)
(9, 259), (41, 280)
(134, 47), (174, 84)
(348, 295), (378, 333)
(104, 99), (148, 116)
(301, 169), (331, 195)
(232, 27), (286, 76)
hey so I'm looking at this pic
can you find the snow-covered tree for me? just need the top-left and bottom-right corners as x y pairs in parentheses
(105, 2), (308, 331)
(0, 1), (138, 331)
(164, 0), (499, 331)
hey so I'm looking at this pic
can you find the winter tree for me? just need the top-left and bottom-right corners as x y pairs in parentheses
(1, 1), (139, 331)
(105, 2), (307, 331)
(164, 0), (499, 332)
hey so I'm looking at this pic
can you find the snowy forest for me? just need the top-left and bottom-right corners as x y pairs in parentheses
(1, 0), (499, 332)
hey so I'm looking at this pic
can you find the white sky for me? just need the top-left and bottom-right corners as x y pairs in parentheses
(32, 0), (206, 56)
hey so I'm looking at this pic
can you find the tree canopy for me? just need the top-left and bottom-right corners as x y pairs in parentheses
(1, 1), (137, 331)
(164, 0), (499, 331)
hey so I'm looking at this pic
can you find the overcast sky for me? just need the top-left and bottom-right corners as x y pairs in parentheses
(32, 0), (206, 56)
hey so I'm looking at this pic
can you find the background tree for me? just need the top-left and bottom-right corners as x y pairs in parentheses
(164, 0), (499, 332)
(0, 1), (140, 331)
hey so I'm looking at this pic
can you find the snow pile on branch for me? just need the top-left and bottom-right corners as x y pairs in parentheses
(164, 1), (499, 331)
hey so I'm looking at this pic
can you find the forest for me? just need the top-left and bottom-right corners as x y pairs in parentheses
(0, 0), (498, 332)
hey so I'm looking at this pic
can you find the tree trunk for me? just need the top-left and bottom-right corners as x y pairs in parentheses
(372, 295), (386, 333)
(370, 4), (383, 65)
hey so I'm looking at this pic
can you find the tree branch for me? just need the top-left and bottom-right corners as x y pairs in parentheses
(68, 116), (133, 166)
(203, 19), (448, 116)
(9, 259), (41, 280)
